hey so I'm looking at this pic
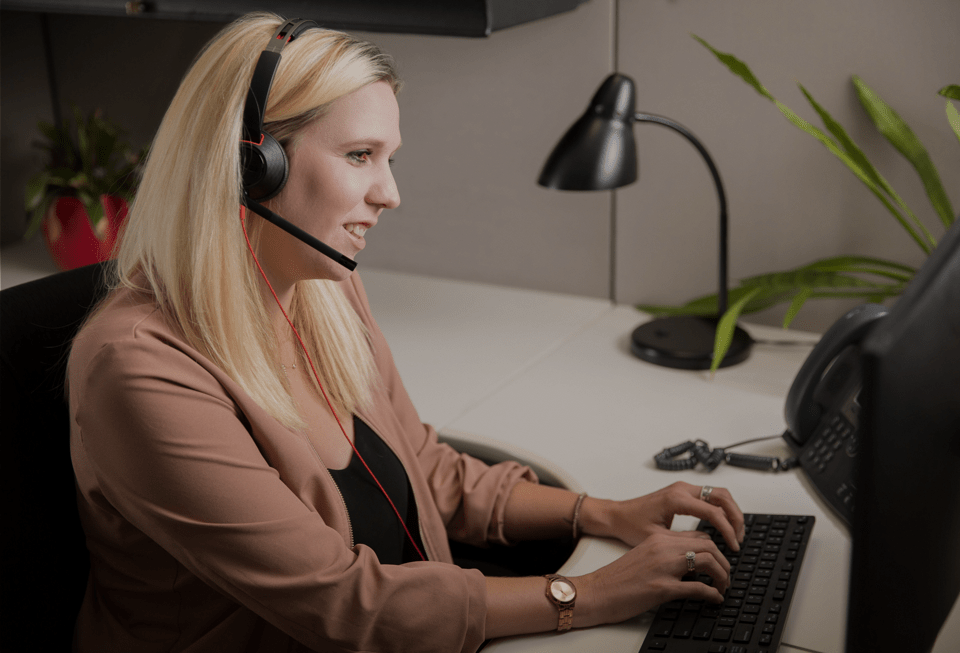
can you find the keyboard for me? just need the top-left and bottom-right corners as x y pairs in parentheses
(638, 513), (815, 653)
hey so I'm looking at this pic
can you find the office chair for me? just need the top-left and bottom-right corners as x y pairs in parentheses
(0, 261), (112, 652)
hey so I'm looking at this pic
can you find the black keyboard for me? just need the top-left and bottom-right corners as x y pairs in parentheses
(638, 514), (815, 653)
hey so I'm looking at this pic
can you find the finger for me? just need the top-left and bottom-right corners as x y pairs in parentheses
(702, 487), (746, 543)
(675, 538), (731, 578)
(676, 494), (742, 552)
(681, 551), (730, 596)
(674, 578), (725, 604)
(672, 530), (714, 541)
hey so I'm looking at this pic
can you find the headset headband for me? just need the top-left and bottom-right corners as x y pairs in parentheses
(242, 19), (319, 143)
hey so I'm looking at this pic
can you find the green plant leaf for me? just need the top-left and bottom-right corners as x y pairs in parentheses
(692, 36), (943, 254)
(854, 76), (955, 228)
(692, 36), (774, 101)
(939, 85), (960, 101)
(800, 84), (936, 247)
(771, 96), (933, 253)
(783, 288), (812, 328)
(946, 99), (960, 146)
(24, 172), (51, 211)
(638, 254), (911, 331)
(711, 287), (762, 373)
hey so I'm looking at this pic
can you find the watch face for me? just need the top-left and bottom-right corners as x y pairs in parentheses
(550, 579), (576, 603)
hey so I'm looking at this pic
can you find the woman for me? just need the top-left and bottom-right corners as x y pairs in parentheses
(68, 12), (744, 652)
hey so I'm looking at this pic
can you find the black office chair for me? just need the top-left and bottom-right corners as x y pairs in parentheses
(0, 261), (112, 653)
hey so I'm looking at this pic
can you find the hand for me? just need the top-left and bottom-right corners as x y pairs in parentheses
(573, 529), (732, 628)
(583, 481), (745, 552)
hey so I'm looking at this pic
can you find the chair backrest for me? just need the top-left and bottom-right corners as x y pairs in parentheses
(1, 261), (112, 652)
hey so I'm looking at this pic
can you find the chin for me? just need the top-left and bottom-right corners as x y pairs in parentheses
(310, 255), (356, 283)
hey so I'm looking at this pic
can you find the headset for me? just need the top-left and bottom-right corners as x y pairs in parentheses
(240, 18), (357, 271)
(238, 19), (424, 561)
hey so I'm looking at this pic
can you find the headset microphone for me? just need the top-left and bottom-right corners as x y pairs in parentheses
(244, 196), (358, 272)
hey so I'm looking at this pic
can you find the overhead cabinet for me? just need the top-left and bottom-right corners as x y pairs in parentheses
(2, 0), (591, 36)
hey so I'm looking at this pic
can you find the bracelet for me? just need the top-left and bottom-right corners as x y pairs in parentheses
(571, 492), (587, 540)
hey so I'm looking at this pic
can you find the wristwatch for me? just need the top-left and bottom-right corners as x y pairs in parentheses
(544, 574), (577, 632)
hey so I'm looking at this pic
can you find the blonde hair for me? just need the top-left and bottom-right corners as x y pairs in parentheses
(111, 12), (401, 428)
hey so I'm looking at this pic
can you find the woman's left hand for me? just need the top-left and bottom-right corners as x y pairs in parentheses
(581, 481), (745, 552)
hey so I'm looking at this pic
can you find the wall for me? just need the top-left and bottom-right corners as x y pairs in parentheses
(2, 0), (958, 331)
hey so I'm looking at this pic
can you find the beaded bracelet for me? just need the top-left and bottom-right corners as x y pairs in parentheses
(571, 492), (587, 540)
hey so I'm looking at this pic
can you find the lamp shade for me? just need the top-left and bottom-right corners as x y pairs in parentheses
(538, 74), (639, 190)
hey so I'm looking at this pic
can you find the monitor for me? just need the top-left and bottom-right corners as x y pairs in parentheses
(848, 216), (960, 653)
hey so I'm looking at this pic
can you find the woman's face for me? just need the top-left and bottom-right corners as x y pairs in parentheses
(259, 80), (401, 286)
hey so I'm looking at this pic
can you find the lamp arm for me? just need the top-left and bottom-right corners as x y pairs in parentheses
(635, 112), (729, 316)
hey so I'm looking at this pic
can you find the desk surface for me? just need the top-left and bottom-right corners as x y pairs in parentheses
(3, 252), (958, 653)
(360, 267), (960, 653)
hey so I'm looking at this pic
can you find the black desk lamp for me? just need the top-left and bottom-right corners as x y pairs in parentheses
(538, 73), (752, 370)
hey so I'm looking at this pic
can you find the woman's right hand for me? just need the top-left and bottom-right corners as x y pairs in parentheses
(573, 530), (730, 628)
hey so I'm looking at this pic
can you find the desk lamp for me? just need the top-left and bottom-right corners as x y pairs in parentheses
(538, 73), (752, 369)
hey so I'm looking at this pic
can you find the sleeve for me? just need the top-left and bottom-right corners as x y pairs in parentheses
(346, 274), (539, 547)
(72, 335), (487, 653)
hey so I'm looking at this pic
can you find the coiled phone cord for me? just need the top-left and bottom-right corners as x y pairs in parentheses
(654, 434), (799, 472)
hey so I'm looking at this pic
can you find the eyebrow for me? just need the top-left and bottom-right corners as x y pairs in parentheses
(343, 139), (402, 153)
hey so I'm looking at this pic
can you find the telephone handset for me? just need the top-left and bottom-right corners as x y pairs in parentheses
(781, 303), (888, 526)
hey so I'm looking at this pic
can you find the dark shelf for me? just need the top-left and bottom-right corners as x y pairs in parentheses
(1, 0), (590, 36)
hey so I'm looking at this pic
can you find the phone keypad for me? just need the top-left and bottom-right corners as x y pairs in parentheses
(803, 414), (854, 474)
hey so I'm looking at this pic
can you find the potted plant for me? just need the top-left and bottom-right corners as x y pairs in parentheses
(23, 105), (147, 270)
(639, 37), (959, 372)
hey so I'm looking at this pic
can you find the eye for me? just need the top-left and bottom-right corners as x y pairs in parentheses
(347, 150), (372, 163)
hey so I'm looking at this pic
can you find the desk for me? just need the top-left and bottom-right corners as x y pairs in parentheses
(360, 268), (960, 653)
(3, 255), (959, 652)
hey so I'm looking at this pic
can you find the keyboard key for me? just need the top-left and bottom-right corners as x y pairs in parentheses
(651, 622), (673, 637)
(733, 625), (754, 643)
(713, 626), (733, 641)
(692, 619), (715, 639)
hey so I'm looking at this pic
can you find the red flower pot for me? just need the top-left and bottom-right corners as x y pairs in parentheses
(42, 195), (128, 271)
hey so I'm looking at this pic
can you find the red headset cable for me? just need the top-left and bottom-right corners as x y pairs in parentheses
(240, 205), (426, 562)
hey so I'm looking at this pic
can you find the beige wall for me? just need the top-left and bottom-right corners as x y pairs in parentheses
(613, 0), (960, 331)
(2, 0), (958, 331)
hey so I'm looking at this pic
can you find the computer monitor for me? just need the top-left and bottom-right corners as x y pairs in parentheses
(848, 217), (960, 653)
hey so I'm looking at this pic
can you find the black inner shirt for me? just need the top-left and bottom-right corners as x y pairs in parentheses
(327, 416), (424, 564)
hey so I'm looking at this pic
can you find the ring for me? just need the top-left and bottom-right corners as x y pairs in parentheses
(700, 485), (714, 504)
(685, 551), (697, 572)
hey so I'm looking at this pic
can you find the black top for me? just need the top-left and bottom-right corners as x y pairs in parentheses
(328, 416), (424, 564)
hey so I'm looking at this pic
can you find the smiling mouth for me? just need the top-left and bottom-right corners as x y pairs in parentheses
(345, 223), (368, 238)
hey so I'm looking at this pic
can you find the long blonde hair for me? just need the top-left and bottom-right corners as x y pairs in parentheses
(111, 12), (401, 429)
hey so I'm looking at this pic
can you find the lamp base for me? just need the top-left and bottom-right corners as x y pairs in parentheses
(630, 315), (753, 370)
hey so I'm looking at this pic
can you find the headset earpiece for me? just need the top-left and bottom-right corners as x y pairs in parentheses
(240, 18), (319, 202)
(241, 131), (288, 201)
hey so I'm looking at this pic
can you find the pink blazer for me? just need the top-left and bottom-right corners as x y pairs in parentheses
(68, 272), (537, 652)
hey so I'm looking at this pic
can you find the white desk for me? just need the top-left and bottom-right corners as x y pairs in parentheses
(360, 269), (960, 653)
(3, 256), (958, 652)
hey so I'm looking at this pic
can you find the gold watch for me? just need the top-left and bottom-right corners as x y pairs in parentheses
(544, 574), (576, 632)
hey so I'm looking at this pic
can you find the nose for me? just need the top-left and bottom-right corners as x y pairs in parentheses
(370, 165), (401, 210)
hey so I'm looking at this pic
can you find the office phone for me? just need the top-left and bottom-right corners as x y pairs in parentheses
(653, 303), (888, 526)
(780, 303), (887, 526)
